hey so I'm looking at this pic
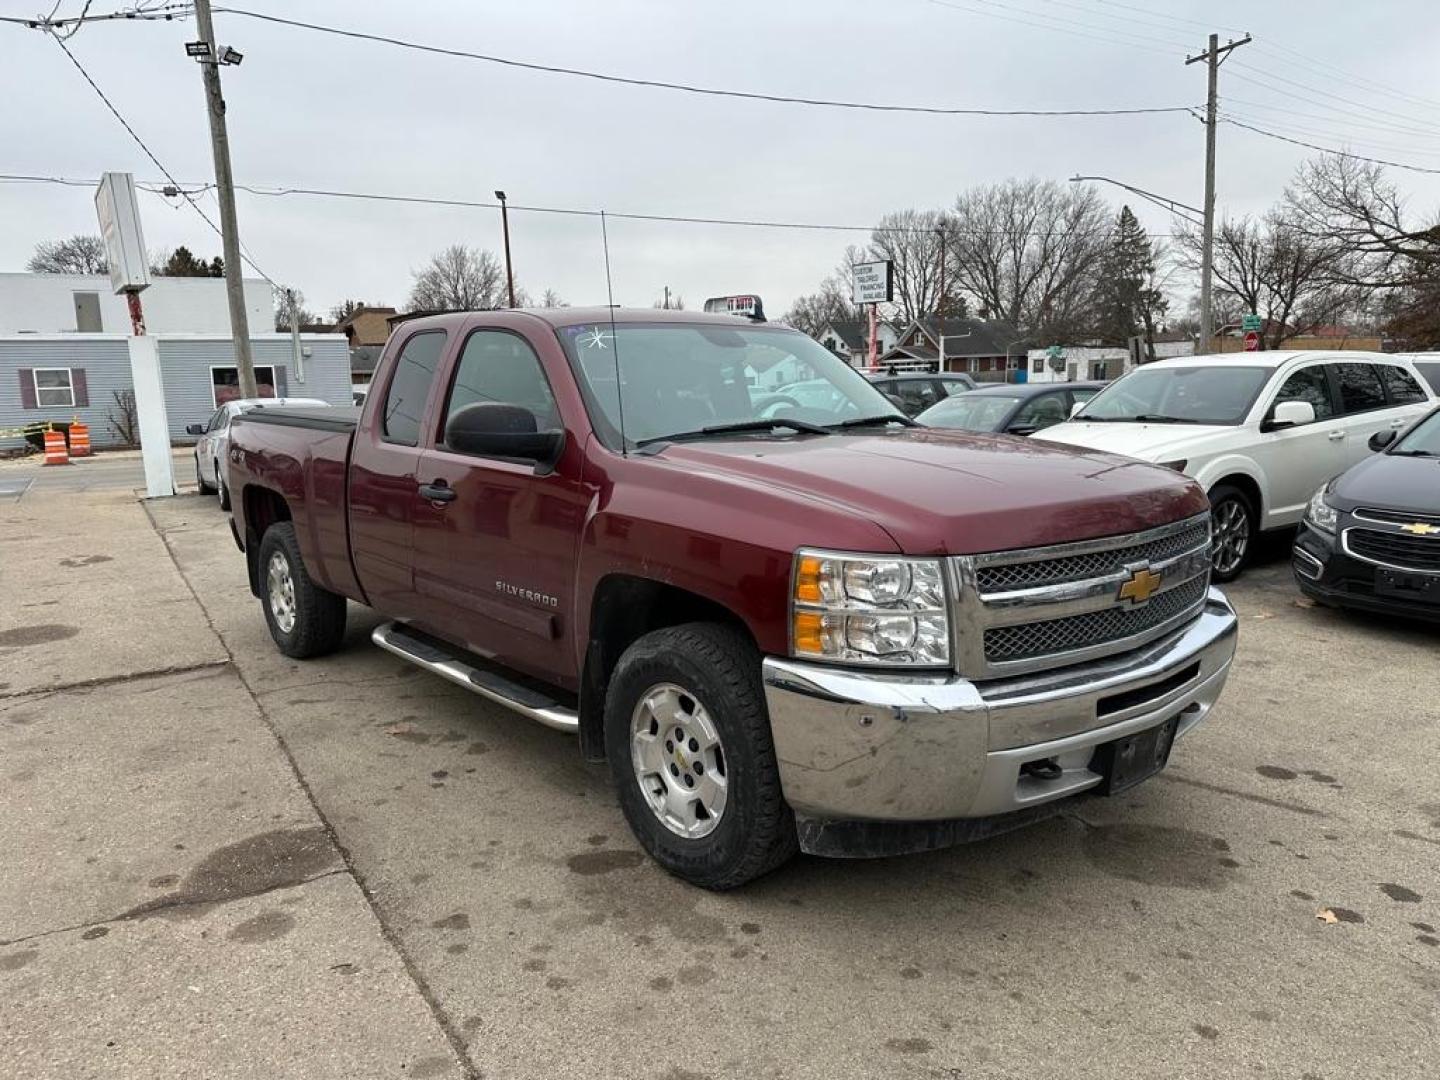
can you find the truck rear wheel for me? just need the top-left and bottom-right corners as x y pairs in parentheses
(258, 522), (347, 659)
(604, 622), (798, 890)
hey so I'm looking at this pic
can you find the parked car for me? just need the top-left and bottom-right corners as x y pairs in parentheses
(352, 383), (371, 407)
(227, 307), (1237, 889)
(1294, 404), (1440, 620)
(1041, 352), (1436, 581)
(187, 397), (329, 510)
(1399, 355), (1440, 395)
(916, 381), (1104, 436)
(865, 371), (977, 416)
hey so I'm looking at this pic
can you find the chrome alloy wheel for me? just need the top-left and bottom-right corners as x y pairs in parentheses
(1212, 498), (1250, 577)
(630, 683), (728, 839)
(267, 550), (298, 634)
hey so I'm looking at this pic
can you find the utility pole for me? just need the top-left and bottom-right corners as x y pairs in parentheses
(1186, 31), (1251, 350)
(495, 190), (516, 308)
(191, 0), (255, 398)
(935, 226), (946, 373)
(663, 285), (671, 310)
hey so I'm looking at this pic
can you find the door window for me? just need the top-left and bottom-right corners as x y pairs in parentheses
(1413, 360), (1440, 394)
(1271, 365), (1335, 420)
(381, 331), (447, 446)
(938, 378), (971, 397)
(1070, 387), (1100, 405)
(441, 330), (560, 446)
(1012, 393), (1068, 430)
(1377, 364), (1426, 405)
(1331, 363), (1386, 414)
(894, 380), (940, 414)
(206, 408), (226, 432)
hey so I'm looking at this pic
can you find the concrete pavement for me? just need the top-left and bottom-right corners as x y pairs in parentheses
(0, 447), (194, 498)
(4, 489), (1438, 1079)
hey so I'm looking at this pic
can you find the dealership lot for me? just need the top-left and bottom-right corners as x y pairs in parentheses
(3, 489), (1437, 1080)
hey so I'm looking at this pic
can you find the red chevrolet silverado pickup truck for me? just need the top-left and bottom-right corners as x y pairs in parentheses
(226, 307), (1238, 888)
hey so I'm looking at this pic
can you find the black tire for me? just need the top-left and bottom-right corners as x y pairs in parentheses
(1209, 484), (1256, 583)
(604, 622), (798, 890)
(195, 454), (214, 494)
(257, 522), (347, 659)
(216, 460), (232, 511)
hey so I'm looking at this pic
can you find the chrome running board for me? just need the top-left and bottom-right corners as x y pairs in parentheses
(371, 621), (579, 734)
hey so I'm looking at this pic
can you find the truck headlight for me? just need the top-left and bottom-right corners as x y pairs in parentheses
(1305, 486), (1338, 534)
(791, 552), (950, 666)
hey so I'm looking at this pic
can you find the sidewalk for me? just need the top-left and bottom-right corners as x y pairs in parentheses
(0, 491), (464, 1079)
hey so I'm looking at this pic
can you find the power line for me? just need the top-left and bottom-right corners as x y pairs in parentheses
(41, 29), (280, 287)
(1219, 111), (1440, 160)
(208, 6), (1194, 117)
(1220, 116), (1440, 176)
(0, 173), (1184, 238)
(926, 0), (1190, 53)
(0, 2), (192, 28)
(1230, 60), (1435, 131)
(1222, 96), (1440, 143)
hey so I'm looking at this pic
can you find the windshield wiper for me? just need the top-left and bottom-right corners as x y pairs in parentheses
(636, 418), (831, 446)
(1391, 448), (1440, 457)
(1131, 414), (1206, 424)
(830, 413), (917, 430)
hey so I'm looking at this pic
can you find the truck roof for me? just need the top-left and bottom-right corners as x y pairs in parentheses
(394, 307), (783, 333)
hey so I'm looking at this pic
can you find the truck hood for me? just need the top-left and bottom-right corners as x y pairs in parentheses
(654, 429), (1207, 555)
(1039, 420), (1234, 462)
(1330, 451), (1440, 513)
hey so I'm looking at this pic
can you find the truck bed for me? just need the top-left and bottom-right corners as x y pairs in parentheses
(235, 405), (360, 433)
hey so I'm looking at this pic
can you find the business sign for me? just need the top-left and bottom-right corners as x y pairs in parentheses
(95, 172), (151, 294)
(703, 295), (765, 320)
(852, 260), (894, 305)
(1241, 313), (1262, 332)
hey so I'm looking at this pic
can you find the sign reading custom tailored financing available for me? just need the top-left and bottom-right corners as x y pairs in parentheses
(852, 260), (894, 305)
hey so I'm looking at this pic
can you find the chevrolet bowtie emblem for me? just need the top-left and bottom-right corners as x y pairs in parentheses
(1118, 566), (1163, 604)
(1399, 522), (1440, 536)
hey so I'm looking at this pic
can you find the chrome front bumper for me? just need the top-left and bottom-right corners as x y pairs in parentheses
(761, 587), (1238, 824)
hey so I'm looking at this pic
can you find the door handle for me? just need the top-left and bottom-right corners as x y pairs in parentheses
(1327, 431), (1345, 441)
(418, 480), (457, 504)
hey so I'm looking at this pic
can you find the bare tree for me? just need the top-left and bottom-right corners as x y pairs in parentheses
(946, 179), (1110, 339)
(27, 234), (109, 274)
(868, 212), (946, 326)
(1173, 210), (1351, 349)
(108, 389), (139, 448)
(407, 245), (507, 312)
(273, 288), (318, 331)
(540, 288), (568, 308)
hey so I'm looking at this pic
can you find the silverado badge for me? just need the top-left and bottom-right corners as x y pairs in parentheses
(1399, 522), (1440, 536)
(1118, 566), (1163, 605)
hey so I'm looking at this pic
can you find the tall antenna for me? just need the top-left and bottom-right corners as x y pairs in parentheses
(600, 210), (626, 454)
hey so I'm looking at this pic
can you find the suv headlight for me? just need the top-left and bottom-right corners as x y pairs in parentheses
(1305, 486), (1338, 534)
(791, 551), (950, 666)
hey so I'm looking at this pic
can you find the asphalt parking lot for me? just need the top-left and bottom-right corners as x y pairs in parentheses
(3, 487), (1437, 1079)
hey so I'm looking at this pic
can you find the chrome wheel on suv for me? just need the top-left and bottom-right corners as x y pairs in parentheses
(1210, 486), (1253, 582)
(630, 683), (727, 839)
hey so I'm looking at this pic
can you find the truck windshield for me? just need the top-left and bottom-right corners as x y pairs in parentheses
(557, 322), (903, 448)
(1077, 365), (1269, 426)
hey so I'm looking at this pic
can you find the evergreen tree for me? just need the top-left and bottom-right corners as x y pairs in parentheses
(1093, 206), (1167, 358)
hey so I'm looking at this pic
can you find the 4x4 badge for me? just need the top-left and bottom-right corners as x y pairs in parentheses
(1118, 566), (1163, 605)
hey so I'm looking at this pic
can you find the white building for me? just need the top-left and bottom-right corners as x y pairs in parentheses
(1025, 340), (1196, 383)
(0, 272), (272, 335)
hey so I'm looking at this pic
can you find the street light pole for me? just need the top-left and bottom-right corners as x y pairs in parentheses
(191, 0), (255, 398)
(495, 190), (516, 308)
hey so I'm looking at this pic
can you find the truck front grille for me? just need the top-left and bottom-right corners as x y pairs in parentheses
(952, 513), (1213, 679)
(983, 576), (1209, 663)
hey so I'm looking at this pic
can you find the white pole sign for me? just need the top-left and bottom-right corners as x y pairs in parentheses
(95, 172), (152, 294)
(852, 260), (894, 305)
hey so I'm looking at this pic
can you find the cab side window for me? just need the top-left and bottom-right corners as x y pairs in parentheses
(382, 331), (447, 446)
(1378, 364), (1426, 405)
(894, 380), (940, 415)
(442, 330), (560, 448)
(1013, 393), (1068, 430)
(1271, 366), (1335, 420)
(1331, 363), (1386, 415)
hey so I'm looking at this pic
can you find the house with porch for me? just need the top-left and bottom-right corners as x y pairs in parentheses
(876, 317), (1029, 381)
(815, 318), (899, 368)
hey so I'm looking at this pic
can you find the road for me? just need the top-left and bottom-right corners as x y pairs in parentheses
(3, 490), (1436, 1079)
(0, 448), (195, 498)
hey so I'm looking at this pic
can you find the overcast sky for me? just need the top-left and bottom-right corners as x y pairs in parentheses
(4, 0), (1440, 321)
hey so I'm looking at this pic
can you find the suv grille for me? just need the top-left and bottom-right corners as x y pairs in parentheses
(1346, 528), (1440, 573)
(983, 576), (1209, 663)
(975, 521), (1211, 593)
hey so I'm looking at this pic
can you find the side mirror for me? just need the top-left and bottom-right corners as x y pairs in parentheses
(445, 403), (563, 469)
(185, 423), (205, 436)
(1265, 400), (1316, 430)
(1369, 428), (1397, 452)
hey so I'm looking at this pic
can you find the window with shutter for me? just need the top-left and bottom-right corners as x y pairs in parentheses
(18, 368), (36, 409)
(33, 368), (75, 408)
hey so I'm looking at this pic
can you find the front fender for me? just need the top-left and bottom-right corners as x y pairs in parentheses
(1191, 454), (1267, 518)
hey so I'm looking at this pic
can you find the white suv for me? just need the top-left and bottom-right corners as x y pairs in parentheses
(1040, 351), (1436, 580)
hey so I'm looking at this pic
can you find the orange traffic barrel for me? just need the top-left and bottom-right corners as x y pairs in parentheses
(68, 421), (91, 457)
(43, 428), (70, 466)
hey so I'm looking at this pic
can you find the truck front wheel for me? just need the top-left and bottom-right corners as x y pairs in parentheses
(258, 522), (347, 659)
(604, 622), (798, 890)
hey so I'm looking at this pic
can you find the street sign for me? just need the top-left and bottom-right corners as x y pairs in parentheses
(1243, 330), (1260, 352)
(851, 260), (894, 305)
(1241, 313), (1262, 332)
(1046, 344), (1065, 373)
